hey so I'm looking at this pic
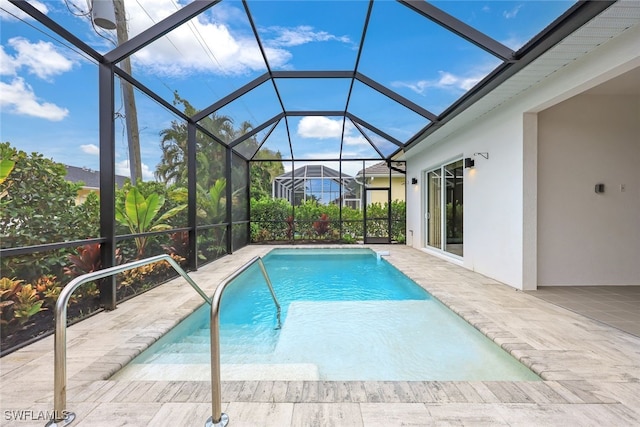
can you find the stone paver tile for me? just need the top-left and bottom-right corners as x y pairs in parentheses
(467, 382), (501, 403)
(221, 380), (244, 401)
(301, 381), (320, 402)
(73, 402), (163, 427)
(252, 381), (275, 402)
(146, 402), (212, 427)
(426, 403), (509, 426)
(513, 381), (569, 404)
(597, 382), (640, 414)
(483, 381), (535, 403)
(360, 402), (430, 426)
(557, 380), (618, 404)
(346, 382), (369, 403)
(362, 381), (415, 403)
(408, 382), (437, 403)
(269, 381), (290, 402)
(224, 402), (294, 427)
(188, 381), (213, 402)
(67, 380), (112, 403)
(436, 381), (467, 403)
(495, 403), (636, 426)
(168, 381), (200, 402)
(284, 381), (304, 402)
(451, 382), (484, 403)
(236, 380), (259, 401)
(291, 403), (362, 427)
(109, 380), (156, 402)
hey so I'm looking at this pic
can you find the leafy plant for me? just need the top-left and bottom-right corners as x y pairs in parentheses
(0, 277), (47, 327)
(117, 254), (184, 298)
(197, 178), (226, 224)
(34, 275), (62, 308)
(65, 244), (103, 278)
(0, 142), (100, 281)
(0, 159), (15, 199)
(313, 213), (330, 236)
(0, 277), (22, 302)
(162, 231), (190, 262)
(13, 284), (45, 324)
(115, 186), (186, 259)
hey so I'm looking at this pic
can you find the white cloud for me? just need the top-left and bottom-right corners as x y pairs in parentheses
(0, 0), (48, 21)
(0, 78), (68, 121)
(4, 37), (76, 80)
(392, 69), (490, 96)
(115, 159), (155, 181)
(81, 144), (100, 155)
(266, 25), (352, 47)
(0, 38), (75, 121)
(343, 133), (368, 146)
(296, 117), (370, 149)
(113, 2), (352, 77)
(0, 46), (17, 76)
(503, 4), (523, 20)
(297, 116), (343, 139)
(118, 1), (287, 76)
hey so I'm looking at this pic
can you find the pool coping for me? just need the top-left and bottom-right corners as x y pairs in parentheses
(2, 244), (639, 425)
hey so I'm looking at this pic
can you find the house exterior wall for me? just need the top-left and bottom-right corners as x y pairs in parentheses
(368, 176), (406, 203)
(538, 93), (640, 285)
(405, 23), (640, 290)
(406, 113), (526, 288)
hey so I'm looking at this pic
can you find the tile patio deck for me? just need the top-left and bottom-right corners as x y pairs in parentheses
(1, 245), (639, 426)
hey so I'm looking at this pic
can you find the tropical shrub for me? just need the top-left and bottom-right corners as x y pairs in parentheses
(0, 142), (100, 282)
(249, 196), (406, 243)
(115, 186), (187, 259)
(250, 196), (292, 241)
(0, 278), (45, 328)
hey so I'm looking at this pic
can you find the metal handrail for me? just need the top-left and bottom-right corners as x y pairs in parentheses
(206, 256), (281, 427)
(45, 254), (210, 427)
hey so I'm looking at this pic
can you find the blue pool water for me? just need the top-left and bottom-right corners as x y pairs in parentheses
(114, 248), (540, 381)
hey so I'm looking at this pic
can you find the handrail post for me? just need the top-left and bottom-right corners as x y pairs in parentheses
(206, 256), (281, 427)
(44, 254), (210, 426)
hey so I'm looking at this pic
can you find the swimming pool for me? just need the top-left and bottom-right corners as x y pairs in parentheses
(114, 248), (540, 381)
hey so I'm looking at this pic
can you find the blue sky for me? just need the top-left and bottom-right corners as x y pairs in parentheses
(1, 0), (574, 178)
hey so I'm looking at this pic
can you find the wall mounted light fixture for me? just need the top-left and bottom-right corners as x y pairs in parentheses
(411, 177), (418, 185)
(464, 158), (475, 168)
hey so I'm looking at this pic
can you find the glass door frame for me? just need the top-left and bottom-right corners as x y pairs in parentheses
(423, 157), (464, 259)
(363, 187), (391, 244)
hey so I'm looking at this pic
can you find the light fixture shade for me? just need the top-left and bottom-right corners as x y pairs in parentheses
(464, 158), (475, 168)
(91, 0), (117, 30)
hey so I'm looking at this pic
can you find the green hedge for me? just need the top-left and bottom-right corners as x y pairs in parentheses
(250, 197), (405, 243)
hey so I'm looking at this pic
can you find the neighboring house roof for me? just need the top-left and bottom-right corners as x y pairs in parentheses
(65, 165), (128, 189)
(274, 164), (352, 180)
(356, 161), (405, 178)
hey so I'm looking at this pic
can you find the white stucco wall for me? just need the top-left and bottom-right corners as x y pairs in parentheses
(538, 94), (640, 285)
(405, 22), (640, 290)
(405, 108), (526, 288)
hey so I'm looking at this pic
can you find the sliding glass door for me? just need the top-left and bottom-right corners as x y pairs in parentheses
(427, 169), (442, 249)
(425, 159), (464, 256)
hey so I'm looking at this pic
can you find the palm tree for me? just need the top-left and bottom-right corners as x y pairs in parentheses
(156, 93), (235, 188)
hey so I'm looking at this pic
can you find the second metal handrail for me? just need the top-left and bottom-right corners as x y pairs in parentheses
(206, 256), (281, 427)
(45, 254), (210, 427)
